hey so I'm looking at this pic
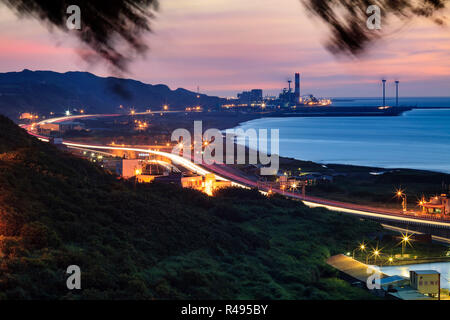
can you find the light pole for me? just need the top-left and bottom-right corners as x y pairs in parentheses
(362, 244), (369, 264)
(400, 232), (412, 258)
(371, 244), (382, 265)
(290, 182), (297, 193)
(355, 242), (366, 261)
(373, 249), (380, 264)
(396, 189), (407, 213)
(418, 196), (426, 214)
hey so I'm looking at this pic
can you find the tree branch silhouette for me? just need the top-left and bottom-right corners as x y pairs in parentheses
(301, 0), (447, 55)
(1, 0), (447, 70)
(1, 0), (159, 72)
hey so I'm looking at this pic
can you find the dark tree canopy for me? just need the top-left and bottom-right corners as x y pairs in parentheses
(301, 0), (448, 55)
(1, 0), (159, 72)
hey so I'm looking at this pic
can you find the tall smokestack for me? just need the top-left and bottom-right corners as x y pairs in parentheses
(382, 79), (386, 107)
(295, 73), (300, 103)
(395, 80), (399, 107)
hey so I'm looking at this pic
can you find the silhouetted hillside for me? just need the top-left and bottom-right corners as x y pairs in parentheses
(0, 70), (225, 119)
(0, 115), (381, 299)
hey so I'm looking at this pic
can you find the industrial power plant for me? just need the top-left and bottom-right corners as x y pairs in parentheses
(225, 72), (331, 109)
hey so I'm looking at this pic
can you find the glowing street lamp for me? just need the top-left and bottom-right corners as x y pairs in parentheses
(400, 231), (413, 257)
(395, 188), (407, 213)
(290, 182), (298, 193)
(352, 242), (366, 260)
(373, 250), (380, 263)
(418, 196), (426, 214)
(370, 244), (382, 264)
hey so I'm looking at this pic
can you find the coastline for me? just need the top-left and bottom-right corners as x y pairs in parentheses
(229, 108), (450, 175)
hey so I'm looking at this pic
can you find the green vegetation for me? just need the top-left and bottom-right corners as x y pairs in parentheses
(349, 234), (450, 266)
(0, 115), (383, 300)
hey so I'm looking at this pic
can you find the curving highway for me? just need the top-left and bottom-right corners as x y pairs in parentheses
(22, 113), (450, 230)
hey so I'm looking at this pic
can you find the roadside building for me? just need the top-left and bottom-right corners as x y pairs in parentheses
(117, 159), (141, 178)
(181, 175), (204, 190)
(181, 173), (231, 195)
(420, 194), (449, 215)
(116, 158), (173, 183)
(38, 121), (85, 134)
(410, 270), (441, 298)
(20, 112), (38, 120)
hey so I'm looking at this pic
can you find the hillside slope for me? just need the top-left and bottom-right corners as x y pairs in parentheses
(0, 115), (381, 299)
(0, 70), (226, 119)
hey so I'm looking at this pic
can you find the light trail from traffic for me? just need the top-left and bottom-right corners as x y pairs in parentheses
(24, 113), (450, 230)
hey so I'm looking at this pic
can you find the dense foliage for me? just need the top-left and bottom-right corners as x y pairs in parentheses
(0, 115), (380, 299)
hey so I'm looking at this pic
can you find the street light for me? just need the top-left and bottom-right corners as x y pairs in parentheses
(290, 182), (298, 193)
(353, 242), (366, 260)
(400, 231), (413, 257)
(418, 196), (426, 214)
(373, 250), (380, 263)
(395, 188), (407, 213)
(371, 245), (382, 264)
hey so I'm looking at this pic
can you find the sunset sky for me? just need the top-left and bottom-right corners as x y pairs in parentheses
(1, 0), (449, 97)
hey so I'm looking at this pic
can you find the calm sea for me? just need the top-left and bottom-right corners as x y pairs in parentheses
(234, 97), (450, 173)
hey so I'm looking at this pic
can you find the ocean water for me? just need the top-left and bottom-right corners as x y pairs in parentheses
(234, 98), (450, 173)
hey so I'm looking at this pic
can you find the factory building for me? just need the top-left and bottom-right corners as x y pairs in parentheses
(237, 89), (263, 104)
(223, 72), (330, 110)
(278, 72), (303, 107)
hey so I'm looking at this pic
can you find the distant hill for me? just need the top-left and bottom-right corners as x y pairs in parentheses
(0, 114), (380, 300)
(0, 70), (226, 119)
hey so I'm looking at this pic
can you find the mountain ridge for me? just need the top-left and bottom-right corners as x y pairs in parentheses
(0, 69), (226, 119)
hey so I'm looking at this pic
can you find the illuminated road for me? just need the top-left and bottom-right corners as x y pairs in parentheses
(23, 114), (450, 230)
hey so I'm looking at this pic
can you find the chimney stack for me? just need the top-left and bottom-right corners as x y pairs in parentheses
(395, 80), (399, 107)
(382, 79), (386, 107)
(295, 73), (300, 103)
